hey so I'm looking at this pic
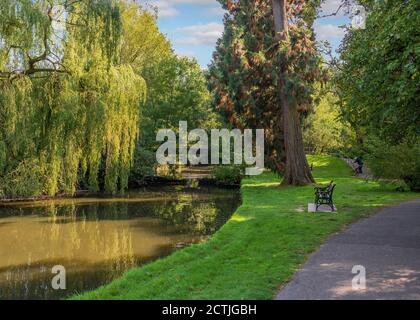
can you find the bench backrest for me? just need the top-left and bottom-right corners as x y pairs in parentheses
(327, 183), (336, 194)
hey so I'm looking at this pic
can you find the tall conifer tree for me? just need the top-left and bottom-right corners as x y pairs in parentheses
(209, 0), (322, 184)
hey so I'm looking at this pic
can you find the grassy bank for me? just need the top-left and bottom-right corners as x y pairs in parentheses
(73, 156), (419, 299)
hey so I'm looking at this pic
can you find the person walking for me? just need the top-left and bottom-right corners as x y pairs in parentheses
(354, 156), (364, 174)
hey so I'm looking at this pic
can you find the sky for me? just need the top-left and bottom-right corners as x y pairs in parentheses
(145, 0), (352, 69)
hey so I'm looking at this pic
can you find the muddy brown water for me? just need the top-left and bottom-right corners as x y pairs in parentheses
(0, 186), (241, 300)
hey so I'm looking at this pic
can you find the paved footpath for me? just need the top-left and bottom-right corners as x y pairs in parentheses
(276, 199), (420, 300)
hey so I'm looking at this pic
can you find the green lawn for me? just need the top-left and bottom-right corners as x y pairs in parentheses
(73, 155), (419, 300)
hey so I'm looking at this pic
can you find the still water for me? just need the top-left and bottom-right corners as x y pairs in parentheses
(0, 186), (241, 300)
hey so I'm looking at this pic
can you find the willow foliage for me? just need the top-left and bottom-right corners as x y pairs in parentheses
(0, 0), (146, 198)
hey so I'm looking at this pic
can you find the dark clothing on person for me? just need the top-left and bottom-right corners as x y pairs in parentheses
(354, 157), (364, 174)
(355, 157), (363, 166)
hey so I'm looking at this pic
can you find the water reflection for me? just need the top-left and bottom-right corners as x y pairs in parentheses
(0, 186), (241, 299)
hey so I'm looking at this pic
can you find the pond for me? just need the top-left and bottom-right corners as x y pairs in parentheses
(0, 186), (241, 300)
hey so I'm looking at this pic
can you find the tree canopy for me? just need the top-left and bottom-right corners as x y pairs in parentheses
(208, 0), (324, 176)
(0, 1), (219, 197)
(0, 0), (146, 197)
(335, 0), (419, 190)
(337, 0), (419, 144)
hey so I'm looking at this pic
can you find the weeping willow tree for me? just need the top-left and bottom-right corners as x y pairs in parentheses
(0, 0), (146, 198)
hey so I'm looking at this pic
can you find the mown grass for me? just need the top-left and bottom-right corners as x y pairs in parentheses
(73, 155), (419, 300)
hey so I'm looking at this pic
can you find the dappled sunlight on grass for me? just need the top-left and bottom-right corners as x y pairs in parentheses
(230, 214), (253, 222)
(253, 205), (276, 210)
(242, 182), (280, 188)
(308, 155), (333, 168)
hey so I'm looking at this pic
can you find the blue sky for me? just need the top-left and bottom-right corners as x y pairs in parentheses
(145, 0), (352, 68)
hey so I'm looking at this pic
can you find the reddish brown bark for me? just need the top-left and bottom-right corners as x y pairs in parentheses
(272, 0), (315, 186)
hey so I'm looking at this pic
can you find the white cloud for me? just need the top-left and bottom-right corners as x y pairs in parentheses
(175, 22), (223, 46)
(207, 6), (226, 16)
(146, 1), (180, 17)
(175, 49), (197, 58)
(145, 0), (222, 18)
(319, 0), (345, 17)
(314, 23), (345, 41)
(319, 0), (359, 17)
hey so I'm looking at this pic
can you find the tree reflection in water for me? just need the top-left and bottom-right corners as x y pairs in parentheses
(0, 186), (240, 299)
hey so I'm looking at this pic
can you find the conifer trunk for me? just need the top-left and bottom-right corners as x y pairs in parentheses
(272, 0), (315, 186)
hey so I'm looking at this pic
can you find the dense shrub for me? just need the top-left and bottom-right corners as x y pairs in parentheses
(212, 165), (242, 186)
(367, 139), (420, 191)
